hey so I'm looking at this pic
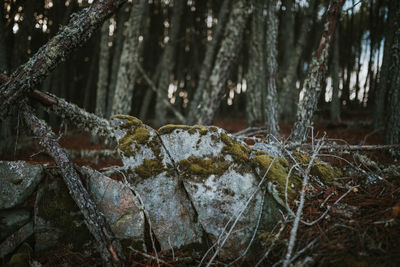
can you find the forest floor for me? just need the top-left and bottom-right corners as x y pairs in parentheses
(1, 111), (400, 266)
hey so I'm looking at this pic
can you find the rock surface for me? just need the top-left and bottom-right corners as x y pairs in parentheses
(0, 161), (44, 209)
(110, 116), (285, 257)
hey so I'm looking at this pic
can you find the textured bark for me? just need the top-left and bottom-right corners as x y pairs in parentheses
(187, 0), (231, 124)
(154, 0), (185, 126)
(106, 6), (130, 118)
(0, 0), (128, 119)
(279, 0), (318, 122)
(330, 28), (341, 122)
(21, 104), (124, 266)
(384, 1), (400, 145)
(373, 4), (392, 129)
(290, 0), (344, 143)
(190, 0), (251, 125)
(30, 90), (113, 138)
(111, 0), (147, 115)
(245, 0), (266, 126)
(95, 20), (111, 118)
(264, 0), (280, 139)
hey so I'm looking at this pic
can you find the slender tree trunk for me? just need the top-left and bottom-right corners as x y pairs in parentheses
(330, 28), (340, 122)
(290, 0), (344, 143)
(154, 0), (185, 126)
(279, 0), (294, 79)
(384, 1), (400, 145)
(111, 0), (147, 115)
(190, 0), (250, 125)
(264, 0), (280, 138)
(95, 20), (111, 118)
(374, 4), (391, 129)
(187, 0), (231, 124)
(106, 6), (130, 118)
(245, 0), (266, 126)
(279, 0), (318, 122)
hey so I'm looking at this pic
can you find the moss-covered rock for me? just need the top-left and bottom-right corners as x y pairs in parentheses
(220, 132), (251, 163)
(177, 156), (230, 181)
(117, 126), (151, 157)
(253, 154), (301, 200)
(158, 124), (208, 135)
(292, 152), (339, 183)
(134, 158), (167, 178)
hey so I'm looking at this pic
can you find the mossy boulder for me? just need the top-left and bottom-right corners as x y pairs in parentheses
(110, 118), (340, 259)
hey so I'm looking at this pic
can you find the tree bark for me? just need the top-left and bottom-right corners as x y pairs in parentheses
(187, 0), (231, 124)
(95, 20), (111, 118)
(154, 0), (185, 126)
(21, 104), (124, 266)
(264, 0), (280, 139)
(384, 1), (400, 145)
(245, 0), (266, 126)
(190, 0), (251, 125)
(373, 2), (392, 129)
(0, 0), (128, 119)
(279, 0), (318, 122)
(106, 6), (130, 118)
(330, 28), (340, 122)
(111, 0), (147, 115)
(290, 0), (344, 143)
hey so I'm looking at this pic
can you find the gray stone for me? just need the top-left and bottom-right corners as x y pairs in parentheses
(111, 117), (282, 258)
(84, 167), (144, 241)
(0, 209), (31, 241)
(0, 161), (44, 209)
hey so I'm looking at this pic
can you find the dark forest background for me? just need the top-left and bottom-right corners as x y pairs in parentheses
(0, 0), (399, 152)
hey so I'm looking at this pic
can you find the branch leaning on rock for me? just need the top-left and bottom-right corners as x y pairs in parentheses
(21, 103), (125, 266)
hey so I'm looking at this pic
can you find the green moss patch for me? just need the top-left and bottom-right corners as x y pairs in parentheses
(117, 126), (151, 157)
(220, 132), (251, 164)
(134, 159), (166, 178)
(253, 154), (301, 200)
(177, 156), (230, 181)
(158, 124), (209, 135)
(292, 152), (338, 183)
(111, 114), (143, 128)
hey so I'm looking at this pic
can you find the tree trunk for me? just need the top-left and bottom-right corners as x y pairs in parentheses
(245, 0), (266, 126)
(106, 6), (130, 118)
(384, 1), (400, 145)
(264, 0), (280, 138)
(187, 0), (231, 124)
(330, 28), (340, 122)
(373, 2), (392, 129)
(279, 0), (318, 122)
(111, 0), (147, 116)
(154, 0), (185, 126)
(190, 0), (250, 125)
(95, 20), (111, 118)
(290, 0), (344, 143)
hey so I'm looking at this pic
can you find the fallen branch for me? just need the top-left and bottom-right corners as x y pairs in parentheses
(287, 144), (400, 152)
(0, 0), (127, 118)
(21, 104), (125, 266)
(31, 90), (113, 137)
